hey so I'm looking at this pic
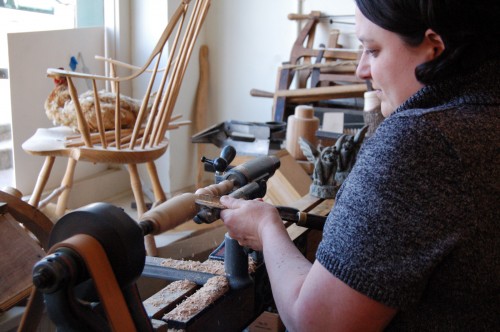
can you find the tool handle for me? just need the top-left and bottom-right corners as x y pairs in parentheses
(275, 206), (326, 230)
(193, 181), (265, 224)
(220, 145), (236, 166)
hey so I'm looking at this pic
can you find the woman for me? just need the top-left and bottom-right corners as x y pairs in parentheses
(220, 0), (499, 330)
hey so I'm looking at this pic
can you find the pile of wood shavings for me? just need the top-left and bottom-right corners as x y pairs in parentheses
(159, 258), (225, 274)
(159, 257), (258, 275)
(163, 276), (229, 322)
(144, 280), (196, 308)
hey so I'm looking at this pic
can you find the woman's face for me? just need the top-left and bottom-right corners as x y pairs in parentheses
(355, 8), (433, 117)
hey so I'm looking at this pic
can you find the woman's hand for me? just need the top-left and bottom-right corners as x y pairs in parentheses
(219, 196), (286, 251)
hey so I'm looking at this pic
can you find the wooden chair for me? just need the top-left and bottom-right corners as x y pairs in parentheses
(22, 0), (211, 256)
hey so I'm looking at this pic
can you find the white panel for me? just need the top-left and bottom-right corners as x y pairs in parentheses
(8, 27), (107, 195)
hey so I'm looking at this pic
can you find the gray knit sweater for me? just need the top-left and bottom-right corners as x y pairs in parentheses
(316, 59), (500, 331)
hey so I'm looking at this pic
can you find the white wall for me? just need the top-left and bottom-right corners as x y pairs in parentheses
(204, 0), (298, 124)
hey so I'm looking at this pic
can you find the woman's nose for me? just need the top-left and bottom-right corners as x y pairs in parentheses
(356, 54), (371, 80)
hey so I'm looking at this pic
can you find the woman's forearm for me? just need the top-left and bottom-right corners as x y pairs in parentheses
(260, 220), (313, 329)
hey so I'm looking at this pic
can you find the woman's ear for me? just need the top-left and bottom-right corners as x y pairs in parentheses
(424, 29), (445, 58)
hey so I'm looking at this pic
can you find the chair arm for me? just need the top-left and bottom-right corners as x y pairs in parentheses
(95, 55), (167, 74)
(46, 67), (117, 82)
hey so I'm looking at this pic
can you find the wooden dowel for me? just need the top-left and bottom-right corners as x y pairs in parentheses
(92, 80), (107, 148)
(114, 81), (121, 150)
(67, 77), (92, 147)
(275, 83), (367, 102)
(250, 89), (274, 98)
(65, 128), (134, 140)
(167, 120), (191, 130)
(152, 0), (203, 145)
(65, 128), (143, 148)
(37, 185), (68, 211)
(109, 63), (116, 93)
(148, 11), (189, 148)
(129, 55), (161, 150)
(142, 12), (187, 149)
(288, 11), (322, 21)
(282, 60), (358, 71)
(170, 114), (183, 122)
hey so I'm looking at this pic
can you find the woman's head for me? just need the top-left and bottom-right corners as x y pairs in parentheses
(354, 0), (499, 116)
(355, 0), (499, 84)
(355, 7), (444, 116)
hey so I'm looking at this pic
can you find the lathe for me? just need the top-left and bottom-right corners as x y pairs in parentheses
(18, 147), (327, 332)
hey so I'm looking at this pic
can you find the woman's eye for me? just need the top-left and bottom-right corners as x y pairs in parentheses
(364, 48), (378, 56)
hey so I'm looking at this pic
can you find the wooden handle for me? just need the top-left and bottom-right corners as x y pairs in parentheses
(288, 13), (312, 20)
(140, 193), (199, 235)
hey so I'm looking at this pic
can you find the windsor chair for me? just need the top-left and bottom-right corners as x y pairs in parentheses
(22, 0), (211, 256)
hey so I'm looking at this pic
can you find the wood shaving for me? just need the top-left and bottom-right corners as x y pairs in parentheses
(159, 258), (225, 274)
(163, 276), (229, 322)
(144, 280), (196, 308)
(158, 257), (257, 275)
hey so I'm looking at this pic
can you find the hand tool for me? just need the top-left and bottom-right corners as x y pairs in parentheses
(194, 194), (327, 230)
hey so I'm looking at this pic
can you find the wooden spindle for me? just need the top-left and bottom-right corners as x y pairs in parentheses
(66, 77), (92, 147)
(92, 80), (107, 148)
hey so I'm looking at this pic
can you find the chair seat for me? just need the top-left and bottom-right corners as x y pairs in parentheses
(22, 126), (168, 164)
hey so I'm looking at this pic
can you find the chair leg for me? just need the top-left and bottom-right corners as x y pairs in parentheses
(128, 163), (158, 257)
(55, 158), (77, 218)
(29, 156), (56, 208)
(146, 161), (166, 207)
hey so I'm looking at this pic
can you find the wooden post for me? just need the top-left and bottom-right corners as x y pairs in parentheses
(195, 45), (209, 188)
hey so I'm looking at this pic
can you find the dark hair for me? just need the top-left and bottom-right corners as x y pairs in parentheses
(355, 0), (500, 84)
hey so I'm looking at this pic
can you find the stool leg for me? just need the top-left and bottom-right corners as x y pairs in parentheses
(55, 158), (77, 217)
(128, 163), (158, 256)
(29, 156), (55, 208)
